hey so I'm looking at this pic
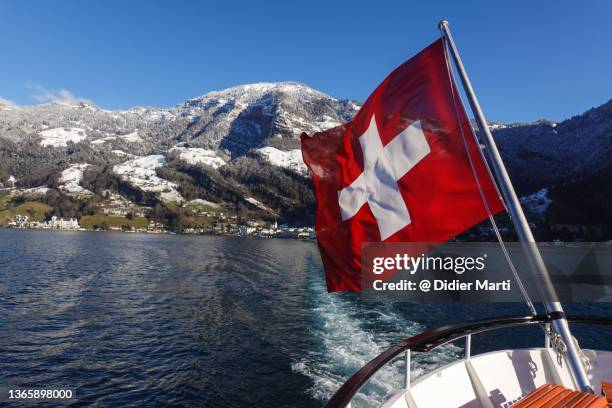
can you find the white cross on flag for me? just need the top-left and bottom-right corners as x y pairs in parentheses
(301, 39), (504, 292)
(338, 115), (430, 240)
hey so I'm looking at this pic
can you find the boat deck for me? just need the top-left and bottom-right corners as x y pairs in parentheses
(383, 348), (612, 408)
(512, 383), (607, 407)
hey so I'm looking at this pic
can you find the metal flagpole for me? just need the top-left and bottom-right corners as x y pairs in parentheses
(438, 20), (593, 393)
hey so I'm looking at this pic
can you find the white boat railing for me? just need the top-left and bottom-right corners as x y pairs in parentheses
(325, 314), (612, 408)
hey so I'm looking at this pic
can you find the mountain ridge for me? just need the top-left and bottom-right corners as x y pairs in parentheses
(0, 83), (610, 236)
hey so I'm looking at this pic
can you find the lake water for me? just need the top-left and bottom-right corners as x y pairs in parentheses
(0, 230), (609, 407)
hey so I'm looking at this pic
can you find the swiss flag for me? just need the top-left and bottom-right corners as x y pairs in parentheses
(301, 39), (505, 292)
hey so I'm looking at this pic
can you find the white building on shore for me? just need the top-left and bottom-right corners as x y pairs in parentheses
(47, 216), (80, 230)
(11, 215), (81, 230)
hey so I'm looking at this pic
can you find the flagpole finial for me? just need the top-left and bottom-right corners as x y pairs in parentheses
(438, 20), (449, 30)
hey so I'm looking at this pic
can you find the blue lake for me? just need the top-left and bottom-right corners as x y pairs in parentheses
(0, 230), (609, 407)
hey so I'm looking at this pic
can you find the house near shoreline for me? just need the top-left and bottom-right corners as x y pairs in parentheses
(9, 215), (81, 231)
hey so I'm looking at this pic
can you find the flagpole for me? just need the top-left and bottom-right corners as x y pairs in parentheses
(438, 20), (593, 393)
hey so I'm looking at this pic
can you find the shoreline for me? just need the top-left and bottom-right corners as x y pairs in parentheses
(0, 225), (317, 241)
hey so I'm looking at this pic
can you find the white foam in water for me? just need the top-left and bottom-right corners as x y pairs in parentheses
(292, 271), (461, 407)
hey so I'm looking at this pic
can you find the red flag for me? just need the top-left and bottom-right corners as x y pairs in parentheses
(301, 38), (505, 292)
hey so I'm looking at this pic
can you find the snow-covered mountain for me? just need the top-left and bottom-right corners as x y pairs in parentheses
(0, 82), (610, 230)
(0, 82), (358, 223)
(0, 81), (358, 159)
(170, 82), (357, 155)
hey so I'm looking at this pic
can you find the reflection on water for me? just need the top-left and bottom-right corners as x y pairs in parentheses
(0, 230), (609, 407)
(1, 231), (319, 407)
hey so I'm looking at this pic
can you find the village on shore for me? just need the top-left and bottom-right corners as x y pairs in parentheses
(4, 211), (316, 240)
(1, 186), (316, 240)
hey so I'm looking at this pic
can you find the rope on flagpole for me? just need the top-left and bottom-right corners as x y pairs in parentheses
(441, 38), (538, 316)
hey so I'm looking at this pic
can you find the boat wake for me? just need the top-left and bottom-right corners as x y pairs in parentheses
(291, 260), (462, 407)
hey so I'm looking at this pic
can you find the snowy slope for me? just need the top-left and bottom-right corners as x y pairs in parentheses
(185, 198), (220, 209)
(113, 155), (184, 204)
(112, 150), (136, 158)
(39, 127), (87, 147)
(119, 130), (141, 143)
(255, 146), (307, 175)
(17, 185), (50, 196)
(245, 196), (274, 212)
(169, 147), (226, 169)
(58, 163), (93, 196)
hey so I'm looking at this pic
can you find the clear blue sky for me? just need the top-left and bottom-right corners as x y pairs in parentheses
(2, 1), (611, 122)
